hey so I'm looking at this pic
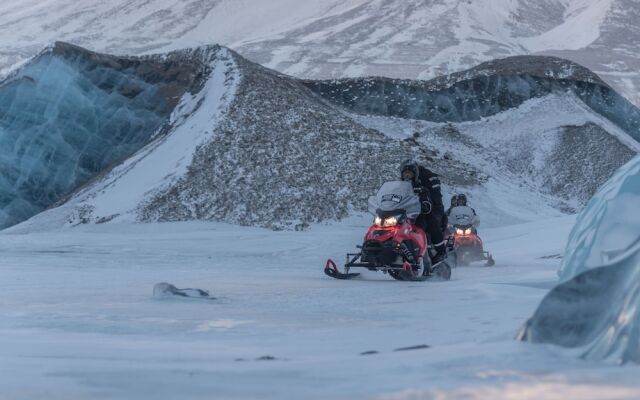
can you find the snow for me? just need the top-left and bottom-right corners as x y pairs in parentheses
(1, 2), (639, 396)
(3, 214), (640, 399)
(0, 0), (639, 112)
(173, 0), (371, 50)
(521, 0), (616, 52)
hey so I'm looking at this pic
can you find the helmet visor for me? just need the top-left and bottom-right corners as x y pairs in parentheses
(401, 170), (415, 181)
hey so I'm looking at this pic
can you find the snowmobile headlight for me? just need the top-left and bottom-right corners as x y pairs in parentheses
(464, 228), (472, 235)
(374, 216), (382, 226)
(456, 228), (464, 235)
(382, 216), (398, 227)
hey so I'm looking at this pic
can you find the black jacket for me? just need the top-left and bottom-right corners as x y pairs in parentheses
(412, 166), (445, 216)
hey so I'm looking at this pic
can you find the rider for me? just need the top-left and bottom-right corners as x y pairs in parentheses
(445, 194), (459, 235)
(446, 194), (459, 216)
(400, 159), (447, 265)
(447, 193), (480, 231)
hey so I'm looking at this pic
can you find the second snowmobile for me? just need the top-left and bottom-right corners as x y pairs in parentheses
(448, 224), (495, 266)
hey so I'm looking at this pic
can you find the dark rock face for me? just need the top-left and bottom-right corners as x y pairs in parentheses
(0, 42), (215, 228)
(545, 123), (637, 204)
(302, 56), (640, 142)
(140, 53), (431, 230)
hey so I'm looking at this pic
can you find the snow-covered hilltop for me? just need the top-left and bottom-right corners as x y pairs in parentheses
(2, 43), (638, 231)
(1, 0), (639, 108)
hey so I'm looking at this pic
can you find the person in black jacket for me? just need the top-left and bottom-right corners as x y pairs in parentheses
(400, 159), (447, 265)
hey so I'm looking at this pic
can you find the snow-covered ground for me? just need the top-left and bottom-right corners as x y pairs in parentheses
(2, 214), (639, 399)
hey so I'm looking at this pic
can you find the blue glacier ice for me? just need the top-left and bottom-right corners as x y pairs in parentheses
(0, 51), (171, 228)
(303, 56), (640, 141)
(519, 155), (640, 363)
(558, 155), (640, 281)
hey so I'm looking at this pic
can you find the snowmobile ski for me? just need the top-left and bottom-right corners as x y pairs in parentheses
(324, 259), (360, 280)
(485, 254), (496, 267)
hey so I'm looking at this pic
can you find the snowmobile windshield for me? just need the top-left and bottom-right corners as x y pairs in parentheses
(450, 206), (475, 226)
(367, 181), (421, 219)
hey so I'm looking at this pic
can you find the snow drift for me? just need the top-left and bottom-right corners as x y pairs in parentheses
(519, 155), (640, 364)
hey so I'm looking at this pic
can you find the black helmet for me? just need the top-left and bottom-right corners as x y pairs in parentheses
(458, 193), (468, 206)
(400, 159), (419, 182)
(450, 195), (459, 207)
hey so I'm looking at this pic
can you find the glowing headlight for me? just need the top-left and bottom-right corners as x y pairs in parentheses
(456, 228), (464, 235)
(382, 216), (398, 227)
(465, 228), (472, 235)
(374, 216), (382, 226)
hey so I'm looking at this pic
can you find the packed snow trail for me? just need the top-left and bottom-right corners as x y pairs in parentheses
(1, 215), (640, 399)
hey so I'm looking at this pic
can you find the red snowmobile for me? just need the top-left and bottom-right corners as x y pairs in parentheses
(325, 181), (453, 281)
(448, 225), (494, 266)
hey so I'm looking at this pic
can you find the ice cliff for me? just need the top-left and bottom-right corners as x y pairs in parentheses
(519, 155), (640, 364)
(0, 42), (213, 228)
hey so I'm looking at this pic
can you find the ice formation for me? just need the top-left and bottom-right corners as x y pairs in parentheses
(304, 56), (640, 141)
(0, 53), (167, 227)
(519, 155), (640, 363)
(558, 155), (640, 280)
(0, 42), (213, 228)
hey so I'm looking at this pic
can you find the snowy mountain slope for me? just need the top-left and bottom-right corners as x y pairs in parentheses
(354, 92), (639, 219)
(63, 46), (240, 226)
(2, 0), (639, 107)
(5, 42), (430, 231)
(0, 0), (364, 72)
(302, 55), (640, 212)
(5, 43), (639, 232)
(303, 55), (640, 141)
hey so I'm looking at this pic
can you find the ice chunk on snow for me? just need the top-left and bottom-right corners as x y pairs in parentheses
(153, 282), (213, 299)
(520, 155), (640, 363)
(558, 155), (640, 281)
